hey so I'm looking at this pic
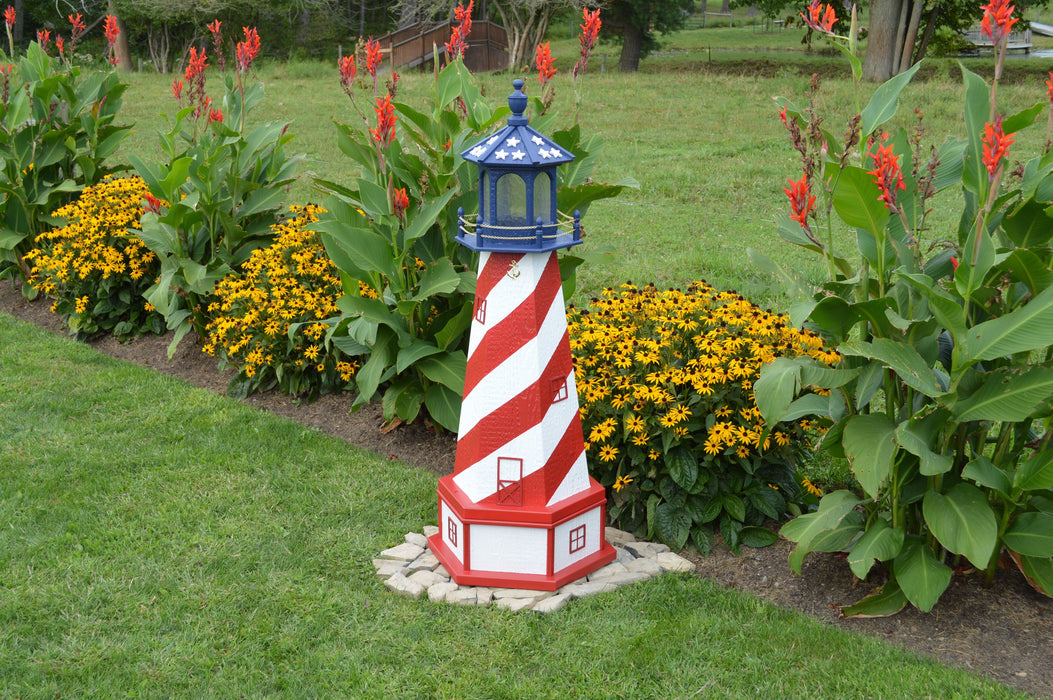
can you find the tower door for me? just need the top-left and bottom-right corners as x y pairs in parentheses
(496, 457), (523, 506)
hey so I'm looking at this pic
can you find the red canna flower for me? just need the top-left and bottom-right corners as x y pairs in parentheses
(370, 94), (397, 147)
(784, 173), (815, 228)
(56, 35), (64, 58)
(535, 42), (556, 83)
(573, 7), (601, 79)
(36, 29), (50, 52)
(3, 5), (13, 27)
(365, 36), (382, 79)
(207, 19), (225, 72)
(171, 78), (184, 102)
(778, 105), (788, 124)
(104, 15), (120, 65)
(208, 108), (224, 124)
(392, 187), (409, 221)
(1046, 71), (1053, 105)
(981, 0), (1018, 45)
(801, 0), (837, 33)
(183, 47), (209, 118)
(444, 1), (474, 60)
(867, 142), (906, 209)
(951, 256), (960, 271)
(339, 54), (356, 93)
(143, 193), (163, 214)
(236, 26), (260, 74)
(982, 114), (1016, 178)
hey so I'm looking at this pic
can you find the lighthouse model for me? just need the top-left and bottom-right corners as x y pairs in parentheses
(428, 79), (616, 590)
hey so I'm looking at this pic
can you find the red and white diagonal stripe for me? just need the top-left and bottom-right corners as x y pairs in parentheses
(452, 250), (591, 508)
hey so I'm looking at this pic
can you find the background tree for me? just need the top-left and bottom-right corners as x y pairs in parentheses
(600, 0), (692, 72)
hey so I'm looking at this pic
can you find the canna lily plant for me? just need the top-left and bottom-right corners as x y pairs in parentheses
(754, 0), (1053, 614)
(312, 5), (635, 432)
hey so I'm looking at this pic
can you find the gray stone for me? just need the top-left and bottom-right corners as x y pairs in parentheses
(404, 532), (429, 548)
(623, 541), (660, 559)
(427, 581), (458, 603)
(605, 527), (636, 546)
(475, 587), (494, 605)
(379, 542), (424, 562)
(406, 552), (440, 573)
(603, 572), (653, 588)
(587, 561), (629, 581)
(492, 588), (552, 605)
(495, 597), (536, 612)
(561, 580), (616, 599)
(383, 572), (424, 598)
(655, 551), (696, 573)
(446, 587), (481, 605)
(373, 559), (406, 577)
(624, 557), (664, 577)
(615, 547), (637, 565)
(532, 593), (571, 613)
(408, 570), (447, 588)
(423, 525), (440, 538)
(435, 564), (450, 579)
(651, 542), (671, 554)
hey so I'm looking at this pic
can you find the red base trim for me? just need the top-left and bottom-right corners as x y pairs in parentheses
(436, 473), (607, 525)
(429, 533), (616, 591)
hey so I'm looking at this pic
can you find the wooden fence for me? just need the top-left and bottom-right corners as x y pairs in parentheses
(379, 21), (509, 73)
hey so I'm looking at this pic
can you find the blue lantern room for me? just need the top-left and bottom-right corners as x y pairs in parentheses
(456, 79), (582, 254)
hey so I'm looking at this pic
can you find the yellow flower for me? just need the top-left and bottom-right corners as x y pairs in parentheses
(801, 477), (823, 497)
(598, 444), (618, 462)
(612, 475), (634, 492)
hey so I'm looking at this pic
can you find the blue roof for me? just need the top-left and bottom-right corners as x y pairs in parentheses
(460, 80), (574, 168)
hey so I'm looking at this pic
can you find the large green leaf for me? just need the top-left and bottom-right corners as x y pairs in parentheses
(895, 421), (952, 476)
(840, 338), (941, 397)
(847, 519), (905, 580)
(396, 340), (443, 374)
(897, 272), (967, 343)
(424, 383), (461, 432)
(894, 541), (952, 612)
(403, 188), (458, 244)
(962, 456), (1012, 498)
(1016, 554), (1053, 596)
(754, 357), (801, 426)
(923, 483), (998, 569)
(959, 264), (1053, 362)
(1004, 513), (1053, 557)
(843, 414), (897, 498)
(860, 62), (921, 137)
(952, 366), (1053, 422)
(739, 526), (778, 548)
(1015, 449), (1053, 492)
(779, 490), (862, 574)
(410, 257), (461, 301)
(655, 502), (691, 551)
(417, 351), (467, 391)
(1003, 199), (1053, 249)
(829, 165), (890, 239)
(840, 581), (908, 618)
(357, 178), (390, 217)
(667, 445), (698, 491)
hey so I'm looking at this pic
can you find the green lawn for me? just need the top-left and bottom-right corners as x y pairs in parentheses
(0, 313), (1027, 697)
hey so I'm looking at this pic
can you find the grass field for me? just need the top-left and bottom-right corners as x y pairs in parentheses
(2, 22), (1050, 696)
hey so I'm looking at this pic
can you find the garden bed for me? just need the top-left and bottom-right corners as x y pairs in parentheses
(3, 282), (1050, 698)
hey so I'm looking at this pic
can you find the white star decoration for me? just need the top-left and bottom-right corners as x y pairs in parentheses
(470, 145), (486, 157)
(512, 150), (525, 160)
(539, 148), (551, 159)
(531, 135), (544, 146)
(548, 148), (562, 158)
(494, 149), (509, 160)
(487, 134), (501, 145)
(506, 136), (521, 147)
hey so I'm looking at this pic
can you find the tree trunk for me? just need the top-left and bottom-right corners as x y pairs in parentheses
(862, 0), (903, 82)
(107, 0), (132, 72)
(895, 0), (924, 73)
(721, 0), (730, 13)
(914, 5), (940, 63)
(619, 22), (643, 72)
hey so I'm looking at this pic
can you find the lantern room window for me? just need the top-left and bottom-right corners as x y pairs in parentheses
(496, 173), (526, 226)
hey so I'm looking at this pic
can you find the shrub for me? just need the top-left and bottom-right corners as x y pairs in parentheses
(568, 281), (835, 554)
(0, 41), (131, 287)
(24, 176), (163, 339)
(204, 205), (360, 398)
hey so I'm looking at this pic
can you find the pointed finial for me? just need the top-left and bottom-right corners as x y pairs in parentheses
(508, 79), (528, 126)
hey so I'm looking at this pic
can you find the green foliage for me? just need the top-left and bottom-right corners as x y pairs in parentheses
(568, 282), (836, 553)
(132, 73), (302, 355)
(24, 176), (164, 339)
(0, 42), (131, 288)
(757, 51), (1053, 611)
(315, 59), (632, 431)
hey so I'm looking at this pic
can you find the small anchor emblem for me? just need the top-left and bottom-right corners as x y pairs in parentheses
(507, 260), (521, 279)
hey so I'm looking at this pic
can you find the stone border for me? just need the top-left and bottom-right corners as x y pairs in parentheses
(374, 526), (696, 612)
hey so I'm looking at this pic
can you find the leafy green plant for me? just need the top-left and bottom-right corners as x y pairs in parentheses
(132, 28), (301, 354)
(24, 176), (163, 338)
(569, 281), (833, 554)
(754, 0), (1053, 613)
(314, 16), (634, 432)
(0, 40), (131, 289)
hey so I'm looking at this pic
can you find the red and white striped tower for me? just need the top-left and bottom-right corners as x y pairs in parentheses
(428, 80), (615, 589)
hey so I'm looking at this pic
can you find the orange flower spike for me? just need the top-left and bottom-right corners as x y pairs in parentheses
(867, 143), (906, 209)
(573, 7), (601, 78)
(801, 0), (836, 34)
(1046, 71), (1053, 105)
(370, 94), (397, 147)
(339, 55), (356, 91)
(392, 187), (409, 221)
(103, 15), (120, 65)
(365, 37), (382, 78)
(236, 26), (260, 73)
(783, 174), (815, 228)
(3, 6), (13, 27)
(68, 13), (85, 35)
(982, 115), (1016, 178)
(444, 1), (473, 60)
(535, 41), (556, 83)
(980, 0), (1018, 44)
